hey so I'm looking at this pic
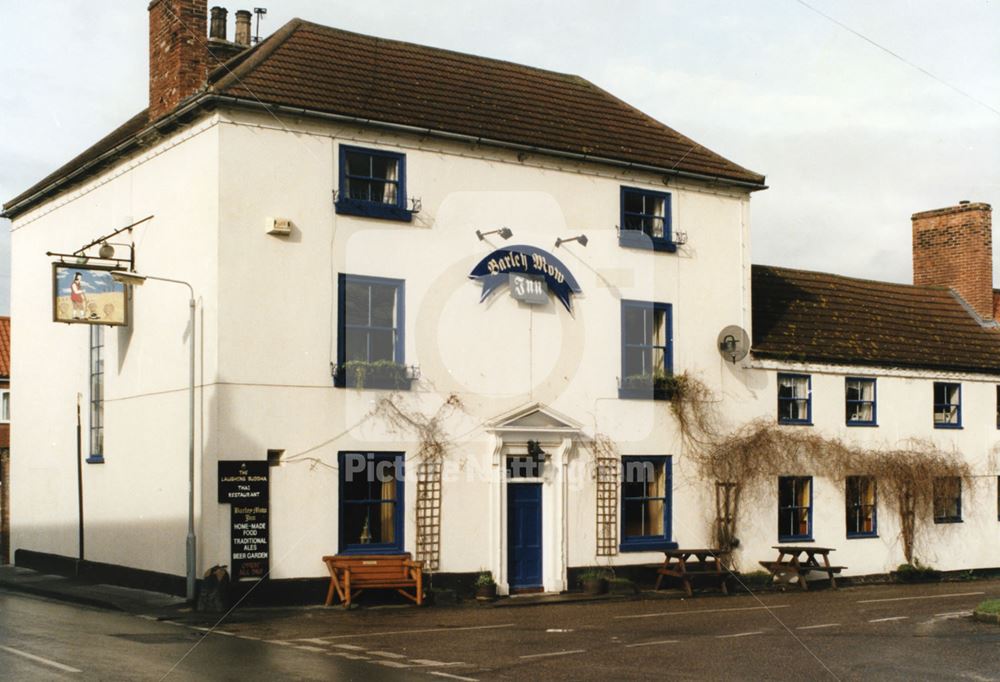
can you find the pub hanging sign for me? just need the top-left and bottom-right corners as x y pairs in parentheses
(469, 245), (582, 312)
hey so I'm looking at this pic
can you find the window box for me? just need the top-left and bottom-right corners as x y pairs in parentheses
(619, 300), (673, 401)
(778, 374), (811, 425)
(618, 186), (676, 252)
(338, 452), (405, 554)
(620, 456), (676, 552)
(333, 361), (414, 390)
(335, 145), (412, 222)
(778, 476), (812, 541)
(933, 382), (962, 429)
(337, 274), (409, 391)
(845, 377), (877, 427)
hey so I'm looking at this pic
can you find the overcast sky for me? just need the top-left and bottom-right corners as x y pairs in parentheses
(2, 0), (998, 318)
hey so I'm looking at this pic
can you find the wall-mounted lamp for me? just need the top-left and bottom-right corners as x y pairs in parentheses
(555, 234), (588, 248)
(98, 242), (115, 259)
(476, 227), (513, 241)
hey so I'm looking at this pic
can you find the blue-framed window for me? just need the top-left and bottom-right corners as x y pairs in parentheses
(933, 382), (961, 429)
(845, 377), (876, 426)
(619, 300), (673, 400)
(87, 325), (105, 464)
(845, 476), (877, 538)
(338, 451), (405, 554)
(933, 477), (962, 523)
(619, 186), (675, 252)
(620, 456), (675, 552)
(777, 374), (811, 425)
(336, 274), (409, 390)
(335, 145), (412, 222)
(778, 476), (812, 541)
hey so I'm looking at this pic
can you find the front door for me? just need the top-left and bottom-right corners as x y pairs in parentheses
(507, 483), (542, 590)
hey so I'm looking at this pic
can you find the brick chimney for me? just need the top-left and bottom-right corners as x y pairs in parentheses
(912, 201), (994, 320)
(148, 0), (208, 121)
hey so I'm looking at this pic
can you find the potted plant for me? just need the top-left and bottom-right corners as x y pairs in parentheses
(474, 570), (497, 601)
(579, 567), (610, 595)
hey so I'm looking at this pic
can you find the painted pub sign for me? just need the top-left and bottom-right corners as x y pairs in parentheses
(469, 245), (582, 312)
(52, 264), (128, 326)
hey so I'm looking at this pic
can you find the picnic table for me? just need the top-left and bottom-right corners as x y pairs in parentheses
(654, 548), (731, 597)
(759, 545), (844, 590)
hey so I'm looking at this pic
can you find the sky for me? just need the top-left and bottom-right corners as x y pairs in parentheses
(1, 0), (998, 318)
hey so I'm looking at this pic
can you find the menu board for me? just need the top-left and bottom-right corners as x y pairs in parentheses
(218, 461), (269, 581)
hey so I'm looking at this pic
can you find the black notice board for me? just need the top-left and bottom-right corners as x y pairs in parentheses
(218, 461), (269, 581)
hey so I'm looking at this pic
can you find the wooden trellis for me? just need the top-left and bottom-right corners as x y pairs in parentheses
(595, 456), (619, 556)
(415, 460), (442, 571)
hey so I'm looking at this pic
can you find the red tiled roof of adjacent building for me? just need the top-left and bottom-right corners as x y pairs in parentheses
(751, 265), (1000, 375)
(4, 18), (764, 217)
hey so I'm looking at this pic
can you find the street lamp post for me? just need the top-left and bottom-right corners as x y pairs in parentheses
(111, 271), (197, 602)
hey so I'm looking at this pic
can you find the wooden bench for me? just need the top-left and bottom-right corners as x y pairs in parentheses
(655, 549), (731, 597)
(758, 559), (845, 590)
(322, 554), (424, 608)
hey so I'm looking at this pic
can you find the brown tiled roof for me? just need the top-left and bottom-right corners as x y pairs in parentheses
(4, 19), (763, 217)
(0, 317), (10, 377)
(752, 265), (1000, 375)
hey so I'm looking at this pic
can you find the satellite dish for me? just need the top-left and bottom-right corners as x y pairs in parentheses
(717, 325), (750, 363)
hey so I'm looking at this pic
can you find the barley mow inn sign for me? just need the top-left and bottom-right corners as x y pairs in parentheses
(218, 461), (270, 581)
(469, 245), (582, 311)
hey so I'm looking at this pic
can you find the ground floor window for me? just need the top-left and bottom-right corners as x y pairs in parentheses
(339, 451), (404, 553)
(933, 477), (962, 523)
(778, 476), (812, 541)
(845, 476), (877, 537)
(620, 456), (674, 552)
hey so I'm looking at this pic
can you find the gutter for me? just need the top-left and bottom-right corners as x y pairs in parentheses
(3, 93), (767, 220)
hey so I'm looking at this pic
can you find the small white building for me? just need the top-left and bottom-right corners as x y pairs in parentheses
(3, 1), (998, 599)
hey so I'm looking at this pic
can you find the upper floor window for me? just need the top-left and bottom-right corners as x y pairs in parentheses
(845, 476), (877, 537)
(778, 476), (812, 541)
(338, 451), (405, 554)
(620, 456), (675, 552)
(619, 300), (673, 400)
(336, 274), (410, 390)
(933, 477), (962, 523)
(335, 145), (412, 222)
(88, 325), (104, 463)
(845, 377), (876, 426)
(777, 373), (811, 425)
(933, 382), (961, 429)
(619, 186), (675, 252)
(0, 389), (8, 423)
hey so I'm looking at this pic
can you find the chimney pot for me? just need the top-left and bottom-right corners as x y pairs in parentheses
(234, 9), (252, 46)
(210, 6), (227, 40)
(912, 202), (994, 320)
(960, 199), (971, 205)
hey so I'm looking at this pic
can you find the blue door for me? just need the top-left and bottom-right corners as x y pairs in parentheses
(507, 483), (542, 590)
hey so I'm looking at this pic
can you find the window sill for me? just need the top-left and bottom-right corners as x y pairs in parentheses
(846, 533), (878, 539)
(337, 545), (406, 555)
(778, 536), (813, 543)
(846, 421), (878, 428)
(620, 540), (678, 553)
(85, 455), (105, 464)
(618, 231), (678, 253)
(777, 420), (813, 427)
(335, 199), (413, 222)
(933, 424), (963, 430)
(933, 518), (963, 524)
(618, 388), (672, 401)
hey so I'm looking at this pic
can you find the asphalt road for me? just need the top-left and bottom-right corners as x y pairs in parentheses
(0, 590), (408, 681)
(3, 580), (1000, 681)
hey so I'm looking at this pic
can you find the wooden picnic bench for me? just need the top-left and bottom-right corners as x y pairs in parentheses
(655, 548), (731, 597)
(759, 545), (845, 590)
(322, 554), (424, 608)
